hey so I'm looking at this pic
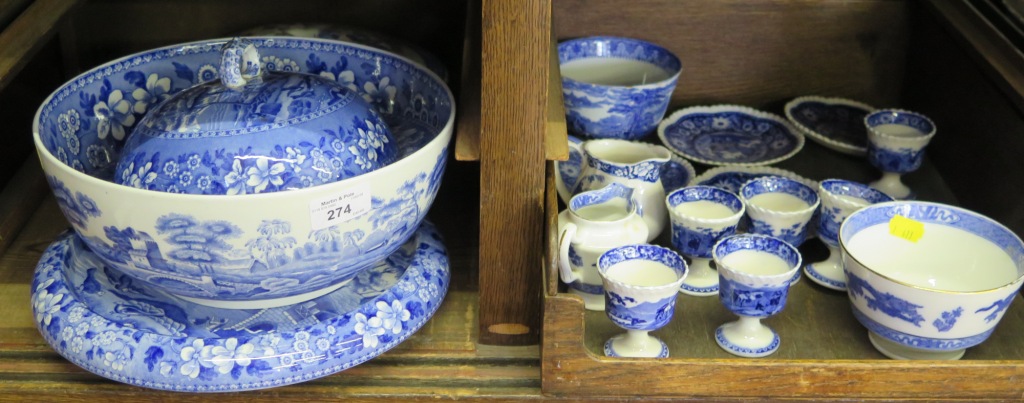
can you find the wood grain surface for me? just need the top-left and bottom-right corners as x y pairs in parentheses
(552, 0), (911, 111)
(477, 0), (548, 346)
(0, 0), (80, 92)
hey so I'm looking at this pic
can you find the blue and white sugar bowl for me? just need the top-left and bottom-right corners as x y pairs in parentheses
(114, 38), (399, 195)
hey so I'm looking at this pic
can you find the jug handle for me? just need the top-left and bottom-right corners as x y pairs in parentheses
(558, 223), (581, 284)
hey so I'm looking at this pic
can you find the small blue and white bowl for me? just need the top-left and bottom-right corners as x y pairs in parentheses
(739, 175), (820, 247)
(558, 36), (681, 140)
(840, 201), (1024, 360)
(34, 36), (454, 309)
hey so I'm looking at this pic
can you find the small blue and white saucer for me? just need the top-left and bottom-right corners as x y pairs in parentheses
(784, 96), (875, 156)
(604, 336), (670, 358)
(31, 222), (449, 392)
(658, 105), (804, 166)
(692, 166), (817, 194)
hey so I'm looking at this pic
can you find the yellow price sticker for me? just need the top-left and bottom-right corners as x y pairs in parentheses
(889, 215), (924, 243)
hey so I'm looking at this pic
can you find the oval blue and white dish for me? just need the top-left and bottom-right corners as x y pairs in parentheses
(692, 165), (817, 194)
(784, 96), (875, 156)
(31, 222), (449, 392)
(658, 105), (804, 166)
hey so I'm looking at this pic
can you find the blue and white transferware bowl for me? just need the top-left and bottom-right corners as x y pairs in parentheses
(693, 165), (817, 194)
(34, 37), (454, 308)
(666, 186), (745, 259)
(840, 201), (1024, 360)
(558, 36), (682, 140)
(864, 109), (936, 174)
(31, 222), (449, 392)
(784, 96), (875, 156)
(658, 105), (805, 166)
(114, 38), (399, 194)
(239, 23), (449, 82)
(739, 176), (820, 247)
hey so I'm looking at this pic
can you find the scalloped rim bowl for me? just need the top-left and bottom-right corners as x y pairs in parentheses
(33, 37), (455, 309)
(784, 95), (875, 156)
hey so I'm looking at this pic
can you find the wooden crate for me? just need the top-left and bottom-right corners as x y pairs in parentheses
(541, 0), (1024, 399)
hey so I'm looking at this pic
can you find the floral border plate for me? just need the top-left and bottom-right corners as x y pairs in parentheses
(692, 165), (818, 194)
(31, 222), (449, 392)
(658, 105), (805, 166)
(784, 96), (875, 156)
(555, 135), (696, 204)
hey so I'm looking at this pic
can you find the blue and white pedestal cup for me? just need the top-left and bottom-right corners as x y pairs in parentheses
(665, 186), (745, 296)
(805, 179), (893, 291)
(739, 176), (818, 287)
(864, 109), (936, 200)
(558, 36), (682, 140)
(840, 201), (1024, 360)
(712, 234), (802, 358)
(558, 183), (649, 311)
(598, 244), (688, 358)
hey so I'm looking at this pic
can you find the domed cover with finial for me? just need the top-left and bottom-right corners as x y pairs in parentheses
(114, 38), (398, 195)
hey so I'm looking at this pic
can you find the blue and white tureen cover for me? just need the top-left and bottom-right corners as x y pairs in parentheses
(114, 38), (398, 195)
(31, 222), (450, 392)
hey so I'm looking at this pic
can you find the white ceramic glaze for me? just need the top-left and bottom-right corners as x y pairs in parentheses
(558, 184), (649, 310)
(713, 234), (802, 358)
(840, 201), (1024, 360)
(599, 244), (688, 358)
(572, 139), (673, 241)
(665, 186), (745, 296)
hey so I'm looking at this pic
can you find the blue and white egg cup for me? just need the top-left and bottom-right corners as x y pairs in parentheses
(864, 109), (936, 200)
(666, 186), (745, 296)
(740, 175), (820, 248)
(598, 244), (688, 358)
(804, 179), (892, 291)
(713, 234), (801, 358)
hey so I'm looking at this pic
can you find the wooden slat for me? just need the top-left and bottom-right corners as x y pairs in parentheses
(0, 0), (81, 92)
(453, 0), (482, 161)
(552, 0), (911, 111)
(0, 0), (31, 30)
(926, 0), (1024, 113)
(477, 0), (548, 345)
(544, 36), (568, 161)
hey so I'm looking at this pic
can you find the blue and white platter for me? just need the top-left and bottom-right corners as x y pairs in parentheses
(30, 222), (450, 392)
(657, 105), (804, 166)
(784, 96), (875, 156)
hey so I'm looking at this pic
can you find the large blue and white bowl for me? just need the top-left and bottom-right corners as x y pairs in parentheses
(558, 36), (681, 140)
(34, 37), (454, 309)
(840, 201), (1024, 360)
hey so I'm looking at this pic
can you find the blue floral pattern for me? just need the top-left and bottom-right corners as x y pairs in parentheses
(659, 106), (803, 166)
(31, 222), (449, 392)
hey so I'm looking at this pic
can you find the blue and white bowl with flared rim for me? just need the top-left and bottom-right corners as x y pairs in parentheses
(739, 175), (820, 247)
(558, 36), (681, 140)
(598, 244), (688, 332)
(840, 201), (1024, 359)
(34, 36), (454, 309)
(658, 105), (805, 166)
(864, 109), (936, 174)
(666, 185), (745, 259)
(31, 222), (449, 392)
